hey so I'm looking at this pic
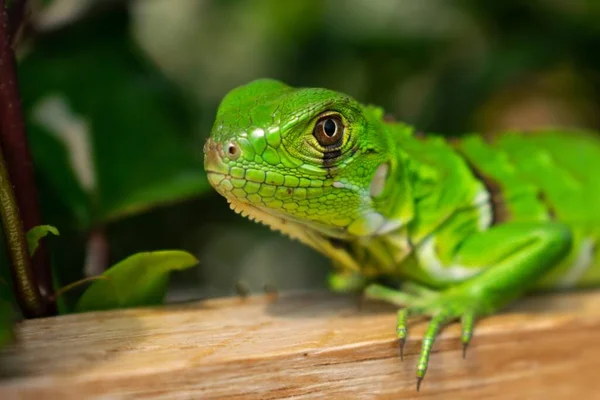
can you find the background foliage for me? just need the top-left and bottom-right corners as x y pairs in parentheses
(3, 0), (600, 308)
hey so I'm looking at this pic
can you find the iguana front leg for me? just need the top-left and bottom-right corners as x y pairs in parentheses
(364, 221), (572, 391)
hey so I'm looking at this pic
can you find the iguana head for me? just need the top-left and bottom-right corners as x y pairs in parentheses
(204, 79), (407, 249)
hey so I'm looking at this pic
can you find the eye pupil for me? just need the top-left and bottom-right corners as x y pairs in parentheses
(324, 119), (337, 137)
(313, 114), (344, 147)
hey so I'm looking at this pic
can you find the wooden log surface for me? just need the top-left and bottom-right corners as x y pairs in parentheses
(0, 289), (600, 399)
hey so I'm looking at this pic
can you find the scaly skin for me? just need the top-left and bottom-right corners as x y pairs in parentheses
(204, 79), (600, 391)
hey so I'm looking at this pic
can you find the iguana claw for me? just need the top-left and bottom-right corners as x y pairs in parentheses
(364, 283), (483, 391)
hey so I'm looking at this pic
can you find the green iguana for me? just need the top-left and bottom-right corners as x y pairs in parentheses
(203, 79), (600, 390)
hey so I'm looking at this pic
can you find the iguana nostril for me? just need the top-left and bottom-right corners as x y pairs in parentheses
(226, 141), (241, 160)
(203, 138), (214, 154)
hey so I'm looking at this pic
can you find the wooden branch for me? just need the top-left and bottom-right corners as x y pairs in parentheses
(1, 289), (600, 398)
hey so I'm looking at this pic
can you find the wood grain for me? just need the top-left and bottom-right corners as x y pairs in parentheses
(0, 289), (599, 399)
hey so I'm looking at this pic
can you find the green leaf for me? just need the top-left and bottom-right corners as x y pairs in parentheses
(26, 224), (60, 257)
(19, 7), (210, 230)
(75, 250), (198, 312)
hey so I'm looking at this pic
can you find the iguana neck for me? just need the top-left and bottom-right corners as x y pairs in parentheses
(333, 123), (491, 277)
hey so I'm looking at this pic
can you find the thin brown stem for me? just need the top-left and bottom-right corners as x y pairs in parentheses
(0, 0), (54, 317)
(52, 275), (110, 302)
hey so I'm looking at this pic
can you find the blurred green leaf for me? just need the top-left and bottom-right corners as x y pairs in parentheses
(26, 224), (59, 257)
(19, 7), (209, 230)
(75, 250), (198, 312)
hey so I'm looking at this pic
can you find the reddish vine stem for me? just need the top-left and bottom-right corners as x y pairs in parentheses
(0, 0), (55, 317)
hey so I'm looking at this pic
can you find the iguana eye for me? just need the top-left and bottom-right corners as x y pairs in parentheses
(313, 115), (344, 147)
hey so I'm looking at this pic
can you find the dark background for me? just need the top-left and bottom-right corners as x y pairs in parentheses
(7, 0), (600, 304)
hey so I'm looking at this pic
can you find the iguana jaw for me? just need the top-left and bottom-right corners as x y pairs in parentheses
(225, 195), (320, 244)
(223, 195), (361, 272)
